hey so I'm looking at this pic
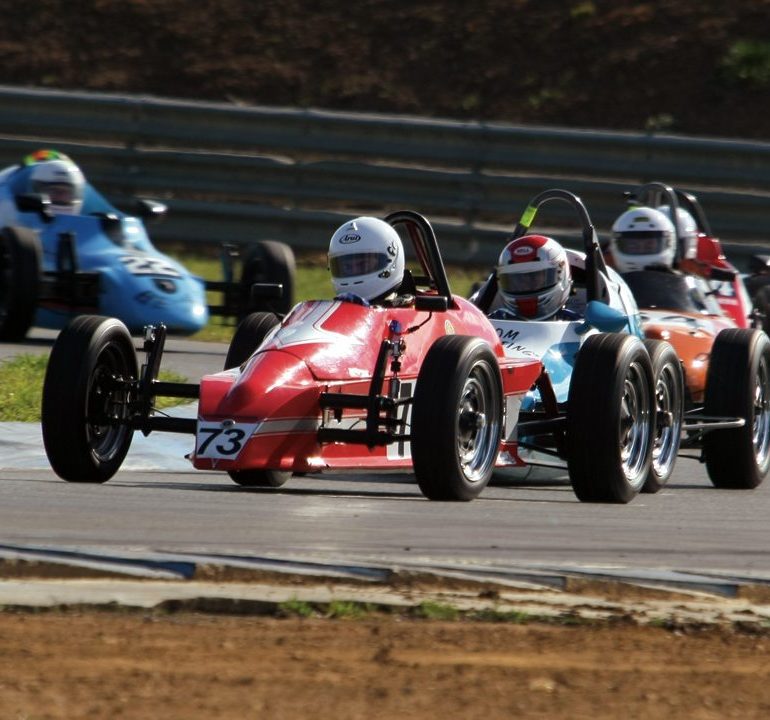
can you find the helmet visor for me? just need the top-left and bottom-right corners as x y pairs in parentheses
(330, 252), (391, 278)
(499, 266), (558, 294)
(615, 231), (665, 255)
(32, 181), (81, 205)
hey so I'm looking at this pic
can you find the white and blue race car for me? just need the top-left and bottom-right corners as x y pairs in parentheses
(0, 150), (294, 339)
(472, 189), (683, 503)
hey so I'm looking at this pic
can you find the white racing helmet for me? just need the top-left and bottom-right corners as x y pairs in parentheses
(497, 234), (572, 319)
(28, 155), (85, 215)
(658, 205), (698, 261)
(610, 207), (676, 272)
(328, 216), (404, 301)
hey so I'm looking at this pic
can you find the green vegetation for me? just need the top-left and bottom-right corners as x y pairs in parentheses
(0, 355), (47, 422)
(469, 607), (535, 623)
(278, 599), (382, 619)
(274, 597), (566, 625)
(414, 601), (461, 621)
(278, 599), (316, 618)
(721, 40), (770, 87)
(570, 2), (596, 20)
(0, 354), (187, 422)
(326, 600), (380, 619)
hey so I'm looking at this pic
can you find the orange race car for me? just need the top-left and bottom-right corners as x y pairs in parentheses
(621, 268), (736, 404)
(607, 186), (770, 492)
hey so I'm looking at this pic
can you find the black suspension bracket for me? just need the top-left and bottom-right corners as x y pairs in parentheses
(387, 319), (406, 376)
(318, 327), (412, 448)
(127, 323), (200, 435)
(136, 323), (168, 414)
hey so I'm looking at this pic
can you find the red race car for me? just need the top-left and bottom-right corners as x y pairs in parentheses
(41, 211), (546, 501)
(43, 207), (681, 502)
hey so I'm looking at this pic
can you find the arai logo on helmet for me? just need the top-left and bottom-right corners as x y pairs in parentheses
(339, 234), (361, 244)
(513, 245), (533, 256)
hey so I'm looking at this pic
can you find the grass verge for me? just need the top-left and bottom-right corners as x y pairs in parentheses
(276, 598), (541, 624)
(0, 354), (187, 422)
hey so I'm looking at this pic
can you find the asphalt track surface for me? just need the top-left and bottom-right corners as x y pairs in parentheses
(2, 327), (770, 588)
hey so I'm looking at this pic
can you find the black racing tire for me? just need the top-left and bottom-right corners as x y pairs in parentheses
(42, 315), (138, 483)
(241, 240), (296, 316)
(642, 338), (684, 493)
(412, 335), (503, 501)
(228, 469), (290, 487)
(0, 226), (41, 340)
(703, 328), (770, 488)
(567, 333), (655, 503)
(224, 311), (280, 370)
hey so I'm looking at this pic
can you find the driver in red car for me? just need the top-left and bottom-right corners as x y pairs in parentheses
(327, 216), (406, 306)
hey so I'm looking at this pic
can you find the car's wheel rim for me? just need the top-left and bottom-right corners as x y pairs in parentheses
(86, 345), (133, 463)
(651, 362), (681, 479)
(619, 359), (652, 487)
(455, 363), (500, 483)
(752, 354), (770, 470)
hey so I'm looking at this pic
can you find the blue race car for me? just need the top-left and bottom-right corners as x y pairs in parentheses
(472, 189), (683, 503)
(0, 149), (294, 339)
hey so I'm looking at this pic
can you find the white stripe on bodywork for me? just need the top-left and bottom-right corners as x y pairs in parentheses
(198, 414), (368, 439)
(256, 415), (372, 435)
(271, 301), (363, 350)
(251, 417), (323, 435)
(491, 318), (592, 360)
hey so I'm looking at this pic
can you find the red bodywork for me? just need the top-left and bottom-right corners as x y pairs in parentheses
(193, 297), (542, 474)
(679, 233), (753, 329)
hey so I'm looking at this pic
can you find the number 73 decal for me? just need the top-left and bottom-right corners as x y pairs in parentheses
(195, 420), (259, 460)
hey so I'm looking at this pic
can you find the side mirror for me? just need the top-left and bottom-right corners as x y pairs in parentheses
(135, 198), (168, 224)
(583, 300), (629, 333)
(415, 295), (448, 312)
(749, 254), (770, 275)
(709, 266), (737, 282)
(99, 213), (122, 232)
(15, 193), (54, 221)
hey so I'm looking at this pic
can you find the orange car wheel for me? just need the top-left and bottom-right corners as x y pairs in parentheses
(704, 329), (770, 488)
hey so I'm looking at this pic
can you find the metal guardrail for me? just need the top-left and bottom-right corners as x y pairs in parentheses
(1, 85), (769, 266)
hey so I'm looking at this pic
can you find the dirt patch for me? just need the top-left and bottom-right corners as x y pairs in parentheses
(1, 609), (768, 719)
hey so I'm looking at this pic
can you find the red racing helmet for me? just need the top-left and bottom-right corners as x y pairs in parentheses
(496, 234), (572, 319)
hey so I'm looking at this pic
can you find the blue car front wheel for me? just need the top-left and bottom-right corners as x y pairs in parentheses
(0, 226), (40, 340)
